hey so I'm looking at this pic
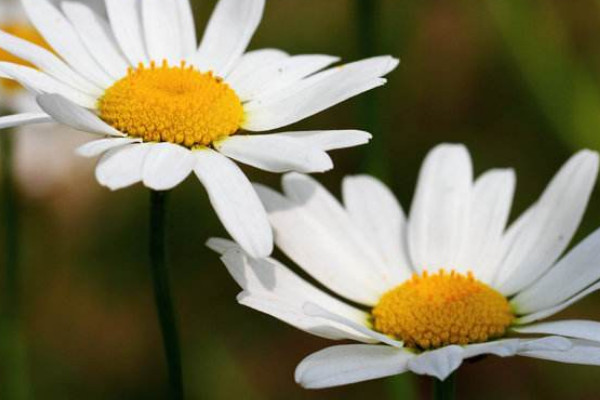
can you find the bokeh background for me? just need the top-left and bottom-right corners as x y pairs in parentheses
(2, 0), (600, 398)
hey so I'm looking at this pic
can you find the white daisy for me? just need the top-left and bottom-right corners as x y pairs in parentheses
(210, 143), (600, 388)
(0, 0), (398, 258)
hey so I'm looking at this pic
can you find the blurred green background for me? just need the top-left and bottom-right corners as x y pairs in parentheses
(3, 0), (600, 398)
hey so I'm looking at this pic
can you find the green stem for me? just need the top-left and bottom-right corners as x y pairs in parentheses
(0, 131), (30, 400)
(433, 373), (456, 400)
(355, 0), (391, 182)
(149, 190), (184, 400)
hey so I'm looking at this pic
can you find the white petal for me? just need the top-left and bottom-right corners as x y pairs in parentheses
(193, 0), (265, 76)
(514, 320), (600, 343)
(303, 302), (403, 347)
(0, 113), (52, 129)
(175, 0), (197, 57)
(77, 138), (141, 158)
(233, 54), (339, 102)
(0, 63), (97, 108)
(21, 0), (113, 87)
(496, 150), (599, 295)
(105, 0), (148, 65)
(142, 0), (181, 64)
(37, 94), (124, 136)
(342, 175), (412, 283)
(0, 29), (102, 96)
(242, 56), (399, 131)
(295, 345), (413, 389)
(219, 247), (373, 342)
(516, 281), (600, 324)
(215, 134), (333, 173)
(276, 130), (372, 151)
(142, 143), (196, 190)
(206, 237), (239, 254)
(460, 169), (515, 283)
(61, 1), (129, 80)
(462, 336), (571, 359)
(520, 340), (600, 366)
(254, 183), (387, 305)
(225, 48), (288, 94)
(408, 144), (473, 273)
(407, 346), (464, 381)
(194, 149), (272, 258)
(95, 143), (152, 190)
(512, 227), (600, 314)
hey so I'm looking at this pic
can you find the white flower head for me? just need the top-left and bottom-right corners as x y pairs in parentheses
(210, 143), (600, 388)
(0, 0), (399, 257)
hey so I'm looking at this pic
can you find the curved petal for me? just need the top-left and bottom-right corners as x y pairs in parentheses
(142, 143), (196, 190)
(95, 143), (152, 190)
(105, 0), (147, 65)
(0, 113), (52, 129)
(217, 245), (374, 342)
(519, 339), (600, 366)
(77, 138), (141, 158)
(462, 336), (571, 359)
(513, 320), (600, 343)
(276, 130), (372, 151)
(516, 281), (600, 324)
(215, 134), (333, 173)
(0, 29), (102, 95)
(512, 227), (600, 314)
(254, 183), (387, 305)
(295, 345), (413, 389)
(193, 0), (265, 76)
(193, 149), (272, 258)
(36, 94), (123, 136)
(303, 302), (403, 347)
(242, 56), (398, 131)
(406, 345), (464, 381)
(496, 150), (599, 296)
(21, 0), (113, 87)
(408, 144), (473, 273)
(61, 1), (129, 80)
(342, 175), (413, 283)
(0, 63), (97, 108)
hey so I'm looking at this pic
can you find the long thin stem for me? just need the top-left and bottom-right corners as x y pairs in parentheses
(433, 373), (456, 400)
(0, 131), (30, 400)
(149, 190), (184, 400)
(355, 0), (391, 182)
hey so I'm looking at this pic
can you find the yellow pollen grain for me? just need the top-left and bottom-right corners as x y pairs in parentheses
(98, 61), (244, 148)
(0, 23), (50, 91)
(372, 269), (514, 350)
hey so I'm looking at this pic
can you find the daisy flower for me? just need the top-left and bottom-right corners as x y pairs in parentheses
(0, 0), (398, 258)
(209, 144), (600, 388)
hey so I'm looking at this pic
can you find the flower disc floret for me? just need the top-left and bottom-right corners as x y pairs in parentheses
(372, 270), (514, 350)
(98, 61), (244, 148)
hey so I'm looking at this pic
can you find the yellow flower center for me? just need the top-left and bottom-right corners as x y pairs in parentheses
(0, 23), (50, 92)
(98, 61), (244, 148)
(372, 270), (514, 350)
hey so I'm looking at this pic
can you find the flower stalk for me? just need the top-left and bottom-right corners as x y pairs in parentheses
(149, 190), (184, 400)
(0, 131), (30, 400)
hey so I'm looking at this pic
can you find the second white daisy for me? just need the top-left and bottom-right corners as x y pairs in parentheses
(210, 144), (600, 388)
